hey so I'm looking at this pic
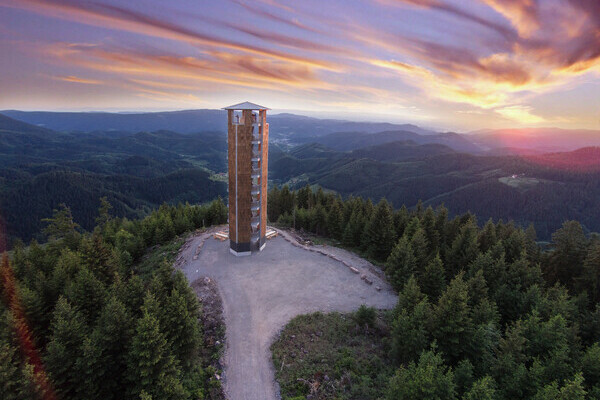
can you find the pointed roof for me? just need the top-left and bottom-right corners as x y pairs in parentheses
(223, 101), (270, 110)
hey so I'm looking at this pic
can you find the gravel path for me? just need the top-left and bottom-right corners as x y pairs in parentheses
(176, 227), (397, 400)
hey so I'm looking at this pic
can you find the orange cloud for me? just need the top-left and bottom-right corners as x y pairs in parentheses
(480, 0), (539, 37)
(54, 75), (102, 84)
(2, 0), (339, 71)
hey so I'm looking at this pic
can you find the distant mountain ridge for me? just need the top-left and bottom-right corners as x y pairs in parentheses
(298, 130), (482, 153)
(1, 109), (438, 138)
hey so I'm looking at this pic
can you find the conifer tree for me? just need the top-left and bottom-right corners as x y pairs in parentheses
(431, 272), (473, 364)
(386, 349), (456, 400)
(127, 293), (186, 399)
(420, 254), (446, 301)
(42, 203), (79, 242)
(342, 210), (365, 248)
(396, 275), (427, 314)
(446, 220), (480, 278)
(410, 227), (430, 268)
(95, 196), (113, 228)
(533, 373), (586, 400)
(163, 288), (202, 368)
(311, 204), (328, 236)
(547, 220), (588, 288)
(362, 199), (396, 261)
(386, 237), (417, 291)
(478, 219), (497, 254)
(64, 266), (107, 324)
(93, 294), (133, 400)
(296, 184), (311, 209)
(81, 233), (119, 283)
(326, 201), (344, 240)
(393, 206), (409, 239)
(422, 206), (439, 252)
(45, 296), (87, 399)
(391, 296), (430, 364)
(577, 241), (600, 303)
(462, 376), (497, 400)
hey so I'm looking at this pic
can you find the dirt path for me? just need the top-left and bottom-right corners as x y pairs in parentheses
(176, 228), (397, 400)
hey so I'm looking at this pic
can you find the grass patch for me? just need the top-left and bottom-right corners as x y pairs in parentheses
(134, 235), (186, 278)
(272, 310), (394, 400)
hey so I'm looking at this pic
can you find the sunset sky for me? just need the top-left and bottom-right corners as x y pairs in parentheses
(0, 0), (599, 131)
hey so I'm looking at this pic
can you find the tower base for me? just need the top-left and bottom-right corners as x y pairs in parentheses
(229, 236), (266, 256)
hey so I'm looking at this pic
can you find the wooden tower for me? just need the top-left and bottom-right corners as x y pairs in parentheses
(223, 102), (270, 256)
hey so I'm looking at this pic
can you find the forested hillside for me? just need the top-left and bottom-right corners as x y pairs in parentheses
(270, 148), (600, 240)
(1, 198), (228, 399)
(0, 115), (227, 244)
(269, 186), (600, 399)
(2, 112), (600, 245)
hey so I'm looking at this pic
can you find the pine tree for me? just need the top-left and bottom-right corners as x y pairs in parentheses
(462, 376), (497, 400)
(386, 349), (456, 400)
(342, 210), (365, 248)
(64, 266), (107, 324)
(446, 220), (479, 279)
(42, 203), (79, 242)
(533, 373), (586, 400)
(311, 204), (328, 236)
(420, 254), (446, 301)
(44, 297), (87, 399)
(96, 196), (113, 228)
(547, 220), (588, 288)
(478, 219), (497, 254)
(422, 206), (439, 252)
(326, 201), (344, 240)
(0, 338), (39, 400)
(362, 199), (396, 261)
(410, 227), (430, 268)
(386, 237), (417, 291)
(391, 298), (430, 364)
(163, 288), (202, 368)
(431, 273), (473, 364)
(393, 206), (409, 239)
(81, 233), (119, 283)
(296, 185), (311, 209)
(127, 293), (186, 399)
(93, 294), (134, 400)
(576, 241), (600, 303)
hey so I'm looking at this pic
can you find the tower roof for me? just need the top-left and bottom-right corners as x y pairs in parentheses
(223, 101), (270, 110)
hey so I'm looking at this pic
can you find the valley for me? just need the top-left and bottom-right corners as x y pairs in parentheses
(1, 111), (600, 245)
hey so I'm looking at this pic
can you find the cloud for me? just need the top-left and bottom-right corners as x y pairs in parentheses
(2, 0), (338, 70)
(41, 42), (325, 93)
(54, 75), (102, 84)
(376, 0), (517, 41)
(495, 105), (546, 124)
(480, 0), (540, 36)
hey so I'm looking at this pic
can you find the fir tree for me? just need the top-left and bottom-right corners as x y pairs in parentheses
(45, 297), (87, 399)
(431, 273), (473, 364)
(342, 210), (365, 248)
(127, 294), (186, 399)
(93, 295), (133, 400)
(386, 349), (456, 400)
(446, 220), (480, 279)
(362, 199), (396, 261)
(462, 376), (497, 400)
(326, 201), (344, 240)
(386, 237), (417, 291)
(420, 254), (446, 301)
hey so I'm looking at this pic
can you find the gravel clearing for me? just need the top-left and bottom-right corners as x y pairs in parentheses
(176, 227), (397, 400)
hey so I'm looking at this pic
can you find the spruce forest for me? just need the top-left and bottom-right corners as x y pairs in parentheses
(268, 185), (600, 399)
(1, 198), (228, 400)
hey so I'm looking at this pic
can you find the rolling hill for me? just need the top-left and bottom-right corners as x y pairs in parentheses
(297, 130), (482, 153)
